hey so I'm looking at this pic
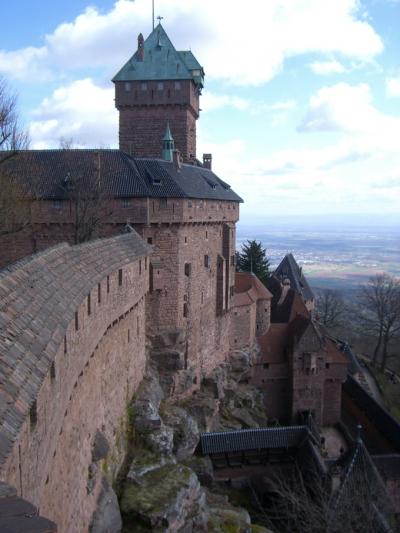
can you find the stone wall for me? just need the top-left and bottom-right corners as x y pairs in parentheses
(115, 79), (199, 161)
(0, 234), (150, 533)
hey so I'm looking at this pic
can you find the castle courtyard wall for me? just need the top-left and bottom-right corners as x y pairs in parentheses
(0, 234), (150, 533)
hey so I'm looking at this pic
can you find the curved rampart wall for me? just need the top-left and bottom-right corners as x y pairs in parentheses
(0, 233), (150, 532)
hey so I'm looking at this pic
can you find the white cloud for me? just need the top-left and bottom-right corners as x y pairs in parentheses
(386, 77), (400, 97)
(309, 60), (347, 75)
(298, 82), (400, 135)
(0, 0), (383, 86)
(29, 79), (118, 148)
(201, 92), (249, 112)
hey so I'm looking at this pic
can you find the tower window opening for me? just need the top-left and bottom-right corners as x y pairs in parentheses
(141, 82), (147, 91)
(98, 283), (101, 304)
(157, 82), (164, 91)
(118, 269), (123, 286)
(125, 82), (131, 92)
(50, 361), (56, 380)
(87, 294), (91, 315)
(174, 81), (181, 90)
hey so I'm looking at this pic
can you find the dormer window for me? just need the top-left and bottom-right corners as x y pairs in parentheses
(192, 69), (201, 76)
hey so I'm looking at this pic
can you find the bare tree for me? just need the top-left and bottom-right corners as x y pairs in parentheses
(316, 289), (346, 329)
(0, 76), (31, 236)
(0, 76), (29, 164)
(359, 274), (400, 370)
(261, 463), (393, 533)
(61, 152), (113, 244)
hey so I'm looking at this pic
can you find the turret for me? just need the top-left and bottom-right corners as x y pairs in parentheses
(162, 123), (174, 161)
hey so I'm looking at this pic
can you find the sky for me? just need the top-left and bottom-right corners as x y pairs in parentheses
(1, 0), (400, 222)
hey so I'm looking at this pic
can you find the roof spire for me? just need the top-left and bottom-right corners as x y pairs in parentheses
(162, 122), (174, 161)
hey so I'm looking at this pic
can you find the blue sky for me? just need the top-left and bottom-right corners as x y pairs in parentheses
(1, 0), (400, 221)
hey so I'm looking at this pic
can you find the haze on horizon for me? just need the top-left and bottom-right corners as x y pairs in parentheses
(1, 0), (400, 221)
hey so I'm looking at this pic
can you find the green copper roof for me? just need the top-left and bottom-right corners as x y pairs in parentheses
(112, 24), (204, 87)
(162, 122), (174, 142)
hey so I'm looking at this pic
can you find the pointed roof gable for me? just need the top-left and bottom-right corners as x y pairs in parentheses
(274, 253), (314, 302)
(113, 24), (204, 86)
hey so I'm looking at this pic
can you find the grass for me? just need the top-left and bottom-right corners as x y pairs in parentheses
(369, 367), (400, 421)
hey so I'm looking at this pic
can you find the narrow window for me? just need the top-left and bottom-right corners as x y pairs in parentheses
(128, 329), (130, 343)
(145, 257), (148, 270)
(53, 200), (62, 209)
(204, 255), (210, 268)
(183, 303), (188, 318)
(157, 82), (164, 91)
(87, 293), (91, 315)
(326, 363), (330, 369)
(75, 311), (79, 331)
(184, 236), (188, 244)
(201, 292), (204, 304)
(174, 81), (181, 90)
(188, 201), (192, 208)
(205, 231), (208, 239)
(159, 198), (167, 209)
(137, 317), (140, 335)
(230, 255), (235, 267)
(147, 237), (153, 244)
(98, 283), (101, 304)
(64, 336), (67, 354)
(118, 269), (123, 286)
(139, 260), (142, 275)
(125, 82), (131, 92)
(107, 275), (110, 293)
(121, 198), (131, 208)
(184, 263), (191, 276)
(141, 82), (147, 91)
(50, 361), (56, 380)
(30, 400), (37, 429)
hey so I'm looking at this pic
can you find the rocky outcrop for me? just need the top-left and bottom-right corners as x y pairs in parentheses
(121, 464), (207, 532)
(121, 344), (270, 532)
(90, 478), (122, 533)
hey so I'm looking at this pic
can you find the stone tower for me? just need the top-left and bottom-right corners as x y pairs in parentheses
(113, 24), (204, 162)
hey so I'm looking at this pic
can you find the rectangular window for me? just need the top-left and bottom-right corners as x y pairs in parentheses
(137, 316), (140, 336)
(125, 82), (131, 91)
(159, 198), (167, 209)
(141, 82), (147, 91)
(201, 291), (204, 304)
(30, 400), (37, 429)
(145, 257), (147, 270)
(50, 361), (56, 380)
(326, 363), (330, 369)
(128, 329), (130, 343)
(174, 81), (181, 90)
(230, 286), (235, 297)
(139, 260), (142, 275)
(87, 293), (91, 315)
(184, 263), (191, 276)
(64, 336), (67, 354)
(121, 198), (131, 208)
(183, 303), (188, 318)
(205, 231), (208, 239)
(75, 311), (79, 331)
(98, 283), (101, 304)
(147, 237), (153, 244)
(53, 200), (62, 209)
(263, 363), (270, 369)
(118, 269), (123, 286)
(204, 254), (210, 268)
(107, 275), (110, 293)
(157, 82), (164, 90)
(188, 201), (192, 208)
(230, 255), (236, 267)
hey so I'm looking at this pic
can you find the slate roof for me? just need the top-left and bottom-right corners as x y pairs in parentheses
(2, 150), (242, 203)
(113, 24), (204, 87)
(0, 232), (151, 467)
(200, 426), (310, 455)
(0, 482), (56, 532)
(274, 253), (315, 302)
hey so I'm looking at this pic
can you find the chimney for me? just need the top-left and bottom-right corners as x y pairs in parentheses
(173, 149), (182, 169)
(203, 153), (212, 170)
(137, 33), (144, 61)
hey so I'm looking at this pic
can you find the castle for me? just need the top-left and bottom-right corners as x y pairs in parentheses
(0, 24), (353, 531)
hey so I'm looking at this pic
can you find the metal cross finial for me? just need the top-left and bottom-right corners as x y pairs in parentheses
(157, 16), (164, 24)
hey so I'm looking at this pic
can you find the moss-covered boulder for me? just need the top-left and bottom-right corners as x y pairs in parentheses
(120, 464), (207, 532)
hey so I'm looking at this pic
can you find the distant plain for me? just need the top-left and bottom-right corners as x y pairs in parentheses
(237, 216), (400, 291)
